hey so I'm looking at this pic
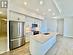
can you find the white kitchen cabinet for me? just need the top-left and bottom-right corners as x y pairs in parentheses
(30, 33), (56, 55)
(9, 11), (25, 22)
(33, 18), (42, 28)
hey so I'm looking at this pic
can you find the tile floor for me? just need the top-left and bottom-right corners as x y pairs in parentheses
(1, 35), (73, 55)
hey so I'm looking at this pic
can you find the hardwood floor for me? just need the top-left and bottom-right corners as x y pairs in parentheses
(1, 36), (73, 55)
(46, 36), (73, 55)
(1, 43), (30, 55)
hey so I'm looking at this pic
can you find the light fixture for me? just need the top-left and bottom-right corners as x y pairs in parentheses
(0, 11), (3, 14)
(40, 1), (43, 5)
(24, 2), (27, 6)
(48, 9), (52, 11)
(52, 13), (55, 15)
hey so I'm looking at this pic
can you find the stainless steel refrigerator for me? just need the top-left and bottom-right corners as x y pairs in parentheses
(9, 21), (25, 50)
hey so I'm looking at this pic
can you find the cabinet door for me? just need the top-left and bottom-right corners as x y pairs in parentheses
(17, 14), (25, 21)
(9, 11), (25, 21)
(9, 12), (17, 21)
(41, 36), (56, 55)
(25, 17), (34, 27)
(33, 18), (42, 30)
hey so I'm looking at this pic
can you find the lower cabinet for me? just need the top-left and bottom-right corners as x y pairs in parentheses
(41, 36), (56, 55)
(30, 35), (56, 55)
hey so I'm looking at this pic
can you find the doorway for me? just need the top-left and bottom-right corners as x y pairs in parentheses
(57, 19), (64, 36)
(0, 16), (7, 54)
(0, 3), (7, 54)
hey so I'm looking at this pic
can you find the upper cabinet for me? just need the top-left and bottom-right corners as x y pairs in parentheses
(9, 11), (25, 21)
(25, 16), (42, 28)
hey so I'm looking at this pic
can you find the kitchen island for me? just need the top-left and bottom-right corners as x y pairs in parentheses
(30, 32), (57, 55)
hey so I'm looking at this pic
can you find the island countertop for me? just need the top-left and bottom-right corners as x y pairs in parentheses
(30, 32), (57, 55)
(31, 32), (57, 43)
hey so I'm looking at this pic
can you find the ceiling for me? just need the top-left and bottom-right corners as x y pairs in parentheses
(1, 0), (73, 19)
(9, 0), (60, 18)
(53, 0), (73, 17)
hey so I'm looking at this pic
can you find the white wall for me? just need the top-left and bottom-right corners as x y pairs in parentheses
(40, 18), (57, 33)
(64, 18), (73, 37)
(47, 18), (57, 32)
(40, 18), (48, 33)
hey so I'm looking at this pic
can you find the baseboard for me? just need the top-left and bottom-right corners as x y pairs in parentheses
(57, 34), (63, 36)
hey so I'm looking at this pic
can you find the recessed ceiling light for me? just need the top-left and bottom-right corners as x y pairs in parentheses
(36, 9), (39, 11)
(24, 2), (27, 6)
(40, 1), (43, 5)
(48, 9), (52, 11)
(52, 13), (55, 15)
(0, 11), (3, 14)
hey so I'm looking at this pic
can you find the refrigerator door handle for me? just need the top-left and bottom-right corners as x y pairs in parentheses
(10, 38), (22, 41)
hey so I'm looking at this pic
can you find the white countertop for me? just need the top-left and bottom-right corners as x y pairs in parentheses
(31, 32), (57, 43)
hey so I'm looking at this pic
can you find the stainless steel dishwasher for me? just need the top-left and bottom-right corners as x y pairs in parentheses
(9, 21), (25, 50)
